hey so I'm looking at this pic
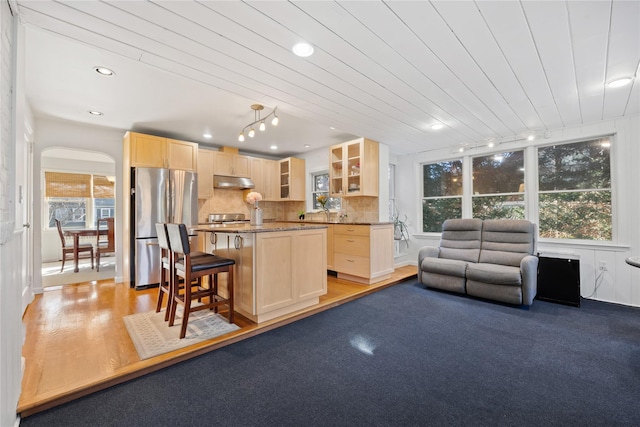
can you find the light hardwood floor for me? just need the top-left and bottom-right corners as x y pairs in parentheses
(19, 266), (417, 417)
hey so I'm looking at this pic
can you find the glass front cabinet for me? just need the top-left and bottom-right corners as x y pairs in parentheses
(329, 138), (379, 197)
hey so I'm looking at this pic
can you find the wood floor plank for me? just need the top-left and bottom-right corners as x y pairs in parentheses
(19, 266), (417, 417)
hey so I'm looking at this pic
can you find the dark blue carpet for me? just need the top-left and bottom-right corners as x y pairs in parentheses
(21, 280), (640, 426)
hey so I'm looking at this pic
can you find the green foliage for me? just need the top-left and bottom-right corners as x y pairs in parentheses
(472, 195), (525, 220)
(472, 151), (524, 194)
(422, 198), (462, 232)
(539, 191), (611, 240)
(538, 139), (611, 191)
(423, 160), (463, 198)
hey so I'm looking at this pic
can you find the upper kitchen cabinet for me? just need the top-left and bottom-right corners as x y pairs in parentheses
(197, 149), (215, 199)
(213, 147), (250, 177)
(251, 157), (279, 201)
(329, 138), (379, 197)
(166, 138), (198, 171)
(125, 132), (197, 171)
(279, 157), (305, 201)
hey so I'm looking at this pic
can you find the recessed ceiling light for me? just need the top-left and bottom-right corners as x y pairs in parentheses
(527, 135), (535, 141)
(607, 77), (633, 88)
(203, 133), (212, 139)
(487, 142), (495, 148)
(270, 145), (278, 150)
(93, 66), (115, 76)
(292, 42), (314, 57)
(431, 123), (444, 130)
(88, 110), (103, 116)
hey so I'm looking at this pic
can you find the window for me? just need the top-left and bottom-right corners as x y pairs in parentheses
(48, 198), (87, 228)
(45, 172), (115, 229)
(538, 137), (612, 240)
(312, 172), (341, 210)
(472, 151), (525, 220)
(422, 160), (462, 232)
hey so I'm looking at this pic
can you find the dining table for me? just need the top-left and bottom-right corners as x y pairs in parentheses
(64, 228), (107, 273)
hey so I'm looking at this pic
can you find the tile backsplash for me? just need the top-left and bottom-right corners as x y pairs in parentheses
(198, 189), (381, 223)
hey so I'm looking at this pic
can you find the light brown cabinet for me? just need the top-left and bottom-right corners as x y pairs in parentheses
(213, 150), (250, 177)
(279, 157), (305, 201)
(332, 223), (394, 284)
(203, 228), (327, 324)
(329, 138), (379, 197)
(326, 224), (334, 270)
(197, 149), (215, 199)
(250, 157), (279, 201)
(126, 132), (197, 171)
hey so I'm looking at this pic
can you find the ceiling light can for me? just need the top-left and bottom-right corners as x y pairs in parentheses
(293, 42), (314, 57)
(607, 77), (633, 88)
(93, 66), (114, 76)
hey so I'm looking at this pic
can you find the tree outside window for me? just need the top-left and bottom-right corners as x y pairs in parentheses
(538, 138), (612, 240)
(422, 160), (462, 232)
(472, 150), (525, 220)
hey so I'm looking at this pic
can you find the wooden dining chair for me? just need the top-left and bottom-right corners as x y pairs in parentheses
(96, 217), (115, 272)
(55, 219), (94, 272)
(166, 223), (235, 339)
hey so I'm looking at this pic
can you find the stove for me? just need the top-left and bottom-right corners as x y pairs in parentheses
(201, 213), (248, 225)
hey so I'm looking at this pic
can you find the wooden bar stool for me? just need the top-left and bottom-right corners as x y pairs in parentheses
(166, 223), (235, 339)
(155, 223), (174, 321)
(155, 223), (209, 320)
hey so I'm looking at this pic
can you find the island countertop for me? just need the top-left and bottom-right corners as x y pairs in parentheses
(287, 220), (394, 226)
(191, 221), (328, 234)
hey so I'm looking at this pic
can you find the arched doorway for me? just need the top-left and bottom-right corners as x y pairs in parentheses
(40, 148), (116, 288)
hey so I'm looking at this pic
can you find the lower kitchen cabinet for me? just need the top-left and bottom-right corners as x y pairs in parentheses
(201, 227), (327, 323)
(332, 223), (394, 284)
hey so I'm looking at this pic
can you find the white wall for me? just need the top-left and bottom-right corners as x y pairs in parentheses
(32, 118), (125, 293)
(395, 116), (640, 307)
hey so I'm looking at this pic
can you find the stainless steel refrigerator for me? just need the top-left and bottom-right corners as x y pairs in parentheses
(130, 167), (197, 288)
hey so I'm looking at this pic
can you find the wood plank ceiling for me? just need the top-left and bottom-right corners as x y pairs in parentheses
(15, 1), (640, 156)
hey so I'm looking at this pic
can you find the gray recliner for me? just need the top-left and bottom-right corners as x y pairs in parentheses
(418, 219), (539, 307)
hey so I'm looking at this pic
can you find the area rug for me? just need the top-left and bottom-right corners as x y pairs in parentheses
(123, 308), (240, 360)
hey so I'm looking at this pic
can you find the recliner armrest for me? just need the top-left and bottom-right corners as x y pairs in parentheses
(418, 246), (440, 272)
(520, 255), (539, 306)
(418, 246), (440, 285)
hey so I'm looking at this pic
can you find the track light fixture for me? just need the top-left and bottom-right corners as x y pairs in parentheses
(238, 104), (279, 142)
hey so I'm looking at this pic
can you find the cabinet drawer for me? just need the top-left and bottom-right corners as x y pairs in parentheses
(335, 253), (370, 277)
(333, 224), (370, 237)
(334, 235), (369, 257)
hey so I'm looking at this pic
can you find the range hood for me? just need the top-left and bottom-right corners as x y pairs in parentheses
(213, 175), (255, 189)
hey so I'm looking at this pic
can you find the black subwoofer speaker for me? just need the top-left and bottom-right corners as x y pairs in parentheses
(536, 256), (581, 307)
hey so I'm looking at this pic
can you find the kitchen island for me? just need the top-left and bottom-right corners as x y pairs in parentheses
(193, 222), (327, 323)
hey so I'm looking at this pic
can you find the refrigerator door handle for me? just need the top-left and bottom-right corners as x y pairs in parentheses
(166, 175), (171, 223)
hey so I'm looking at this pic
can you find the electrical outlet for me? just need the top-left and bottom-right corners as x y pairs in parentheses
(599, 261), (608, 271)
